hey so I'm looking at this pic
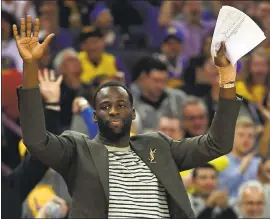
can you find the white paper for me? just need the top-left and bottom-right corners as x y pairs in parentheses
(211, 6), (266, 66)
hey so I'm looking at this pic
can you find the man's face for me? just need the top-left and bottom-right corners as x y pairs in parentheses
(95, 11), (113, 30)
(260, 160), (270, 182)
(257, 2), (270, 21)
(184, 1), (203, 23)
(142, 70), (168, 100)
(83, 37), (105, 61)
(201, 58), (219, 85)
(193, 168), (218, 196)
(250, 54), (269, 83)
(233, 126), (255, 156)
(94, 86), (134, 139)
(62, 57), (82, 89)
(161, 38), (182, 59)
(239, 188), (265, 218)
(183, 104), (208, 136)
(158, 117), (183, 140)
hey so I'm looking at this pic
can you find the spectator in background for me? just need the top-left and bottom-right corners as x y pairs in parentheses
(189, 164), (237, 219)
(158, 116), (184, 140)
(90, 1), (123, 49)
(2, 10), (23, 72)
(38, 1), (76, 58)
(182, 96), (209, 138)
(131, 57), (186, 133)
(2, 0), (37, 22)
(52, 49), (83, 130)
(172, 1), (215, 58)
(257, 157), (270, 218)
(78, 26), (130, 85)
(153, 27), (188, 88)
(237, 180), (266, 218)
(236, 48), (270, 104)
(219, 117), (261, 197)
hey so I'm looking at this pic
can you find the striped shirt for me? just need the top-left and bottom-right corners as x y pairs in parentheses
(106, 145), (170, 219)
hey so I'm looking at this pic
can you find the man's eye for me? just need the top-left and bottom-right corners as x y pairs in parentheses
(101, 106), (109, 110)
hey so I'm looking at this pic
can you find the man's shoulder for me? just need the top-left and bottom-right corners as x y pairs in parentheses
(61, 130), (89, 141)
(131, 131), (172, 143)
(166, 88), (187, 99)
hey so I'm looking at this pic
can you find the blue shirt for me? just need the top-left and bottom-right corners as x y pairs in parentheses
(218, 154), (261, 198)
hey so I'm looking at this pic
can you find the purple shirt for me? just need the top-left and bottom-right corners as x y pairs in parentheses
(172, 20), (215, 58)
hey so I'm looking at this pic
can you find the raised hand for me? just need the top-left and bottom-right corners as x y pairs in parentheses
(38, 69), (63, 103)
(13, 15), (54, 63)
(214, 41), (230, 67)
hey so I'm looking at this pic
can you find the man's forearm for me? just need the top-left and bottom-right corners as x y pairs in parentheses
(22, 62), (39, 89)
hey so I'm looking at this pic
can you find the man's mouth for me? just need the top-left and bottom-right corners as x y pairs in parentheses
(109, 119), (122, 126)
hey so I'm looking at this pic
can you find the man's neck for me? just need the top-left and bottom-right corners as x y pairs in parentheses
(231, 150), (244, 159)
(87, 53), (102, 66)
(99, 134), (130, 148)
(141, 91), (160, 103)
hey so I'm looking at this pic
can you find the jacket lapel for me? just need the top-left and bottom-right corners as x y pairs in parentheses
(131, 136), (193, 217)
(84, 135), (109, 201)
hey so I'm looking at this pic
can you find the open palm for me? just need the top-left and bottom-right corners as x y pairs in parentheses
(38, 69), (63, 103)
(13, 15), (54, 63)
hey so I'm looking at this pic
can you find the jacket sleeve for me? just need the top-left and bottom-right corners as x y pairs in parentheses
(161, 98), (241, 171)
(17, 86), (76, 174)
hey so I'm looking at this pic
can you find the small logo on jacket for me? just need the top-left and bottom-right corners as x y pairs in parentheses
(149, 148), (157, 163)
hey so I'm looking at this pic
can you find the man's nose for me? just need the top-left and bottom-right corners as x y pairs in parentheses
(109, 106), (119, 116)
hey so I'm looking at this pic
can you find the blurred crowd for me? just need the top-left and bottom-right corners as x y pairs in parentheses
(1, 0), (270, 218)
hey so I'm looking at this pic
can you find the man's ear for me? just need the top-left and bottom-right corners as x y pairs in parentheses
(132, 109), (136, 120)
(93, 111), (97, 123)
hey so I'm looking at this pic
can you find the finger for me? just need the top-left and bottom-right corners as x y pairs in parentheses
(217, 41), (226, 56)
(56, 74), (63, 85)
(33, 18), (40, 38)
(41, 33), (55, 50)
(43, 68), (49, 81)
(13, 25), (20, 41)
(38, 70), (44, 83)
(50, 70), (56, 81)
(26, 15), (32, 37)
(20, 18), (26, 38)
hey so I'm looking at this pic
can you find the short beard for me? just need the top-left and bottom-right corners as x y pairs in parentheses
(97, 117), (132, 141)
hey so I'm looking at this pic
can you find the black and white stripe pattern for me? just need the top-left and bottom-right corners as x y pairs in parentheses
(106, 146), (170, 219)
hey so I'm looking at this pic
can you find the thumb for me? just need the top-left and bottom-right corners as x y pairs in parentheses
(41, 33), (55, 49)
(217, 41), (226, 57)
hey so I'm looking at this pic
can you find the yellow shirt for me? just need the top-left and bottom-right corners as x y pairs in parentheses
(236, 81), (266, 103)
(79, 52), (118, 84)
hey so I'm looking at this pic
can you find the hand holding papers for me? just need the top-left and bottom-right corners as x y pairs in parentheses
(211, 6), (266, 66)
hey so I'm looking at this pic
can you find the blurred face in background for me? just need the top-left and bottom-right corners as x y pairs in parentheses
(259, 159), (270, 183)
(1, 18), (11, 40)
(158, 117), (183, 140)
(193, 167), (218, 197)
(250, 53), (269, 85)
(141, 70), (168, 101)
(239, 188), (265, 219)
(183, 103), (208, 136)
(161, 37), (183, 60)
(198, 57), (219, 86)
(257, 2), (270, 23)
(95, 10), (114, 30)
(183, 1), (203, 24)
(60, 56), (82, 90)
(233, 125), (255, 157)
(82, 37), (105, 62)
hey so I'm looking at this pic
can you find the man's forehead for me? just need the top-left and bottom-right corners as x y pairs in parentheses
(97, 86), (129, 100)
